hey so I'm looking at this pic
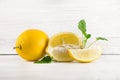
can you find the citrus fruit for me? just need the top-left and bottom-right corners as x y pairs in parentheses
(14, 29), (49, 61)
(68, 46), (102, 63)
(46, 32), (82, 61)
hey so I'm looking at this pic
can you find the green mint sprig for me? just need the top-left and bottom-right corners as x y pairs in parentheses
(88, 37), (108, 48)
(78, 19), (91, 48)
(78, 19), (108, 48)
(34, 56), (53, 64)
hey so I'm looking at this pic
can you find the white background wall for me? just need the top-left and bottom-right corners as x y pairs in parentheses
(0, 0), (120, 54)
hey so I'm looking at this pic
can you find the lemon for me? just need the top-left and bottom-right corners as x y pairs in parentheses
(68, 46), (102, 63)
(14, 29), (49, 61)
(46, 32), (82, 61)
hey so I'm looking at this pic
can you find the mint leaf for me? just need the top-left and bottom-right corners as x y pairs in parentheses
(96, 37), (108, 41)
(88, 37), (108, 48)
(78, 20), (86, 33)
(34, 56), (53, 64)
(78, 19), (91, 48)
(86, 34), (91, 39)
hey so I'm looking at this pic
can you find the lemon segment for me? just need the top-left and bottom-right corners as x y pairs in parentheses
(46, 32), (82, 62)
(46, 46), (73, 61)
(68, 46), (102, 62)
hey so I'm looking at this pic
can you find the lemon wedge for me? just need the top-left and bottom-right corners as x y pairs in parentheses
(46, 32), (82, 61)
(68, 46), (102, 62)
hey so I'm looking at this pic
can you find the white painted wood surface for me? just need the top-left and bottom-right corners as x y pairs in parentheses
(0, 0), (120, 54)
(0, 55), (120, 80)
(0, 0), (120, 39)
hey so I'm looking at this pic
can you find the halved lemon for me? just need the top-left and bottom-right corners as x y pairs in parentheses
(46, 32), (82, 61)
(68, 46), (102, 63)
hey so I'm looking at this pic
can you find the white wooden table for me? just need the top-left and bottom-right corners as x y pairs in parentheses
(0, 37), (119, 80)
(0, 55), (120, 80)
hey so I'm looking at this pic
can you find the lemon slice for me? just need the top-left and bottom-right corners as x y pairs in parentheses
(46, 32), (82, 61)
(68, 46), (102, 62)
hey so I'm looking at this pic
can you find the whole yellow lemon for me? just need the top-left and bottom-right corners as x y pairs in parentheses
(14, 29), (49, 61)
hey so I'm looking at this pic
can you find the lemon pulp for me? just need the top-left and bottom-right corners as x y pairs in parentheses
(46, 32), (82, 61)
(68, 46), (102, 62)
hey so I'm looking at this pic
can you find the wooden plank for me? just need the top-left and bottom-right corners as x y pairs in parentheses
(0, 0), (120, 39)
(0, 0), (119, 55)
(0, 37), (120, 54)
(0, 55), (120, 80)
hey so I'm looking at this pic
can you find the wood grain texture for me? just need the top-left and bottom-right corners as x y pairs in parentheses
(0, 55), (120, 80)
(0, 0), (120, 54)
(0, 0), (120, 39)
